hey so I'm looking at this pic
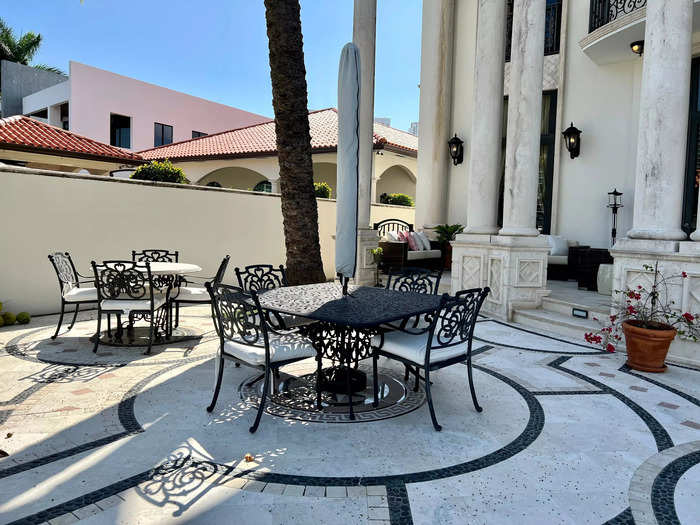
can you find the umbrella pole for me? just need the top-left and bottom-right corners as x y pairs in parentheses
(339, 274), (349, 296)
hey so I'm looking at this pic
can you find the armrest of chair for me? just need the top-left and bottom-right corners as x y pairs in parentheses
(429, 241), (443, 252)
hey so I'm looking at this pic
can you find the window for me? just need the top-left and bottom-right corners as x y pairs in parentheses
(110, 114), (131, 149)
(154, 122), (173, 147)
(192, 130), (207, 138)
(253, 180), (272, 193)
(27, 108), (48, 119)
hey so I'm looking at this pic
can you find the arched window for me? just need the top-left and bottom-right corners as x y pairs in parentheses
(206, 181), (222, 188)
(253, 180), (272, 193)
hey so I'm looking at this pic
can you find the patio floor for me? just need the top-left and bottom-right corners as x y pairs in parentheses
(0, 305), (699, 524)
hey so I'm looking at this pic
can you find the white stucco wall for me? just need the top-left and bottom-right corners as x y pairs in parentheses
(64, 62), (269, 151)
(22, 80), (70, 117)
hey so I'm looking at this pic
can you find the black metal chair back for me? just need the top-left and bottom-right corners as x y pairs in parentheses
(373, 219), (413, 237)
(213, 255), (231, 285)
(235, 264), (288, 292)
(91, 260), (172, 308)
(385, 267), (441, 295)
(427, 288), (490, 356)
(48, 252), (80, 295)
(132, 249), (179, 263)
(207, 282), (268, 350)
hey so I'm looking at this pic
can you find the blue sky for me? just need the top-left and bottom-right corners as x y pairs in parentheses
(2, 0), (422, 131)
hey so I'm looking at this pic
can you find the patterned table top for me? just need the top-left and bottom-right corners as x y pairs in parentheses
(257, 282), (443, 328)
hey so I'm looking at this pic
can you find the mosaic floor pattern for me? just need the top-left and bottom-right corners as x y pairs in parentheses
(0, 306), (698, 524)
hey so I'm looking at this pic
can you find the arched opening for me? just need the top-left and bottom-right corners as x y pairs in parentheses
(198, 166), (269, 191)
(253, 180), (272, 193)
(376, 165), (416, 202)
(312, 162), (337, 198)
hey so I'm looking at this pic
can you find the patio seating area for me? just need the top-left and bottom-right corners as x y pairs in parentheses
(1, 295), (699, 524)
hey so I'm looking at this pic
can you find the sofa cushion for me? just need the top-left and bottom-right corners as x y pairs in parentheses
(407, 249), (441, 261)
(548, 255), (568, 265)
(223, 331), (316, 365)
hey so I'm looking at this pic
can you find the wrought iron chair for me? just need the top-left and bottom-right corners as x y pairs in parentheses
(171, 256), (230, 327)
(91, 260), (173, 355)
(206, 282), (316, 433)
(48, 252), (98, 339)
(132, 249), (179, 263)
(372, 287), (490, 431)
(384, 266), (443, 382)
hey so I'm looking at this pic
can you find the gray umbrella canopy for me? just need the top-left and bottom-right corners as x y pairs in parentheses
(335, 42), (361, 284)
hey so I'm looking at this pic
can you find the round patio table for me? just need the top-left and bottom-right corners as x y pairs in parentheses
(257, 282), (442, 419)
(97, 262), (203, 347)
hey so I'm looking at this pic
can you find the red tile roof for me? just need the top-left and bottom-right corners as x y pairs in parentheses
(0, 115), (143, 164)
(139, 108), (417, 161)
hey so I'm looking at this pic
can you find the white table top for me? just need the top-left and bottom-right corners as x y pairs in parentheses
(143, 262), (202, 275)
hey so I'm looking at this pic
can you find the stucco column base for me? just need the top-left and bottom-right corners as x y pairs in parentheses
(611, 239), (700, 369)
(464, 225), (500, 235)
(497, 226), (540, 237)
(450, 233), (549, 321)
(627, 228), (687, 241)
(351, 227), (379, 287)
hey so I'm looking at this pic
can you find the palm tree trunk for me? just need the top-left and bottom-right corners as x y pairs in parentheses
(264, 0), (326, 285)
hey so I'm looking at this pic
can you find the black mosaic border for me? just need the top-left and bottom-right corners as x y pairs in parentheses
(619, 364), (700, 408)
(485, 319), (603, 350)
(651, 449), (700, 525)
(549, 356), (673, 452)
(387, 482), (413, 525)
(603, 507), (634, 524)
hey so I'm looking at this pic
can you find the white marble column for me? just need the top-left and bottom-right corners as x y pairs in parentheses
(465, 0), (507, 235)
(415, 0), (455, 230)
(627, 0), (692, 241)
(353, 0), (376, 229)
(499, 0), (546, 237)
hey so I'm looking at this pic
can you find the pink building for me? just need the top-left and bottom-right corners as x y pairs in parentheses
(21, 61), (269, 152)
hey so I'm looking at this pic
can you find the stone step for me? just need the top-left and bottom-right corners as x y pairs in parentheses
(541, 296), (610, 319)
(512, 307), (601, 341)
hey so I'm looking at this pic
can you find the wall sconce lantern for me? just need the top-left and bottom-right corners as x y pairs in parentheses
(448, 134), (464, 165)
(630, 40), (644, 56)
(607, 189), (624, 246)
(562, 122), (582, 159)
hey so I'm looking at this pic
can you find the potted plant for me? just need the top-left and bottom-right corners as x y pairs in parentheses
(584, 263), (699, 372)
(434, 224), (464, 270)
(370, 247), (383, 287)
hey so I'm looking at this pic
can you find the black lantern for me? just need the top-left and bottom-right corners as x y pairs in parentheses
(607, 189), (624, 246)
(448, 134), (464, 165)
(630, 40), (644, 56)
(562, 122), (582, 159)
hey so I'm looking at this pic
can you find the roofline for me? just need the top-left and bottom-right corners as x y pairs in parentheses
(0, 142), (147, 165)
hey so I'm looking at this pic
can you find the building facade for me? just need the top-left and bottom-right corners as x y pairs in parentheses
(17, 61), (269, 152)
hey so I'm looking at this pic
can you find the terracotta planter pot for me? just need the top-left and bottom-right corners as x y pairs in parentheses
(622, 320), (676, 373)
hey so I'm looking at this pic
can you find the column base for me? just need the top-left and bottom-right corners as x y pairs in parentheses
(497, 226), (540, 237)
(464, 225), (500, 235)
(351, 227), (379, 287)
(627, 228), (687, 241)
(451, 234), (549, 320)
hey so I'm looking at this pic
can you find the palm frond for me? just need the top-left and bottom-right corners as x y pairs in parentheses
(33, 64), (66, 76)
(15, 32), (42, 64)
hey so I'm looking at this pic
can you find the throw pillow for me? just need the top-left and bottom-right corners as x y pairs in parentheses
(387, 230), (400, 242)
(549, 235), (569, 256)
(406, 232), (420, 251)
(415, 231), (432, 251)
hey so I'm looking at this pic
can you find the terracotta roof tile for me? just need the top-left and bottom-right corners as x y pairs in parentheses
(0, 115), (143, 163)
(139, 108), (417, 161)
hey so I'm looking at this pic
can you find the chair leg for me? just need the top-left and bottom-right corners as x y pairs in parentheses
(207, 354), (225, 412)
(51, 300), (66, 339)
(467, 356), (483, 413)
(413, 366), (420, 392)
(346, 356), (355, 421)
(315, 354), (323, 410)
(68, 303), (80, 331)
(107, 313), (112, 338)
(92, 311), (101, 353)
(404, 364), (410, 381)
(424, 368), (442, 431)
(250, 367), (270, 433)
(175, 302), (180, 328)
(145, 311), (155, 355)
(372, 353), (379, 407)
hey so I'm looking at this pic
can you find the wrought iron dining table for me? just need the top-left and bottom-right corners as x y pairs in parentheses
(256, 282), (443, 419)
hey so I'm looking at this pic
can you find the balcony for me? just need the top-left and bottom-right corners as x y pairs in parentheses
(588, 0), (646, 33)
(505, 0), (562, 63)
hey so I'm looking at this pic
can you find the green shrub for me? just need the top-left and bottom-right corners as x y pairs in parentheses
(314, 182), (332, 199)
(131, 159), (190, 184)
(2, 312), (16, 326)
(381, 193), (414, 207)
(16, 312), (30, 325)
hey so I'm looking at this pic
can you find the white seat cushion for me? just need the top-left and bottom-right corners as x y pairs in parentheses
(101, 295), (166, 314)
(63, 287), (97, 302)
(546, 235), (569, 256)
(223, 331), (316, 365)
(378, 330), (467, 365)
(407, 249), (441, 261)
(548, 255), (568, 265)
(175, 286), (210, 301)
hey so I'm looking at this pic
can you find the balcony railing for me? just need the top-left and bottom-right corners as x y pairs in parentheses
(589, 0), (646, 33)
(505, 0), (562, 62)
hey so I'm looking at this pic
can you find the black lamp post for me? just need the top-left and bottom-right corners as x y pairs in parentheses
(607, 189), (623, 246)
(448, 134), (464, 165)
(562, 122), (582, 159)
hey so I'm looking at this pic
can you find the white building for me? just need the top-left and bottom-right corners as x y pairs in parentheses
(20, 61), (269, 152)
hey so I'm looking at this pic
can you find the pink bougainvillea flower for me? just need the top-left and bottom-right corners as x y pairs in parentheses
(682, 272), (688, 278)
(606, 343), (615, 353)
(682, 312), (695, 323)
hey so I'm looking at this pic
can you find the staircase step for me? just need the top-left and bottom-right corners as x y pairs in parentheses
(512, 308), (601, 340)
(541, 296), (610, 319)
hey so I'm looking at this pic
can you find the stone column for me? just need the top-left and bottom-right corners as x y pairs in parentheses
(415, 0), (455, 231)
(465, 0), (507, 235)
(498, 0), (546, 237)
(627, 0), (691, 241)
(353, 0), (376, 229)
(269, 178), (280, 194)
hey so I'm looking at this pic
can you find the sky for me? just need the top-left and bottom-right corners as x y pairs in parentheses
(1, 0), (422, 131)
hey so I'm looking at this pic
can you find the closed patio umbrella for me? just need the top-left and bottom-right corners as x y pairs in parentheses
(336, 42), (361, 295)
